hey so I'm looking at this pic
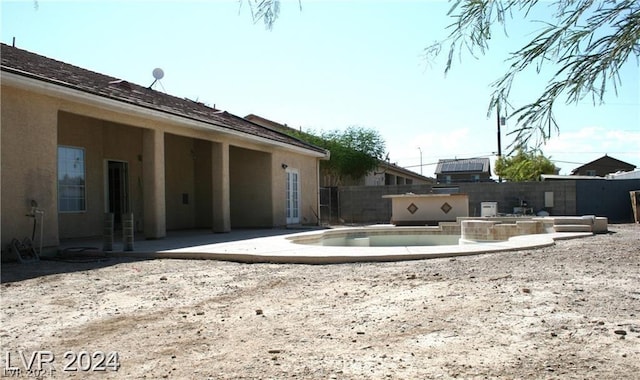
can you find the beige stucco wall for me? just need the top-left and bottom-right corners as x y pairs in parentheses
(2, 78), (323, 255)
(271, 150), (320, 226)
(165, 133), (197, 230)
(384, 194), (469, 225)
(1, 86), (59, 250)
(193, 139), (213, 228)
(164, 133), (217, 230)
(58, 112), (144, 238)
(229, 146), (273, 227)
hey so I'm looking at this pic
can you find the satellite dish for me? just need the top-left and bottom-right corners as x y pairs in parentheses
(152, 68), (164, 80)
(149, 68), (165, 89)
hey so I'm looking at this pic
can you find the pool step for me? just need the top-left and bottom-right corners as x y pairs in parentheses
(533, 216), (608, 233)
(553, 224), (593, 233)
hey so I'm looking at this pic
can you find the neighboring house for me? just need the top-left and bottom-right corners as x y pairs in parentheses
(435, 158), (492, 184)
(245, 114), (433, 186)
(245, 114), (299, 134)
(570, 155), (636, 177)
(357, 161), (434, 187)
(1, 44), (329, 253)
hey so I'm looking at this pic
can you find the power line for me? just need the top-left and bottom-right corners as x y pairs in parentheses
(551, 160), (586, 165)
(401, 154), (497, 169)
(547, 151), (638, 154)
(393, 152), (495, 161)
(403, 161), (440, 169)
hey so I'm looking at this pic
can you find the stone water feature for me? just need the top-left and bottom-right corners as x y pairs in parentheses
(382, 193), (469, 225)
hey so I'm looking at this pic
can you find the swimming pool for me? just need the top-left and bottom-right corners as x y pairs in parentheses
(290, 226), (463, 247)
(124, 217), (602, 264)
(299, 232), (461, 247)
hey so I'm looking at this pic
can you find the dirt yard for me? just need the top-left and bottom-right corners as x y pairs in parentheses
(1, 224), (638, 379)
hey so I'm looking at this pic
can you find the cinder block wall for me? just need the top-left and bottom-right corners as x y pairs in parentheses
(336, 179), (640, 224)
(337, 184), (422, 224)
(454, 181), (577, 217)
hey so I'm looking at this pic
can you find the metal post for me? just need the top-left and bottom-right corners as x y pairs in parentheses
(103, 213), (114, 251)
(123, 213), (134, 251)
(36, 210), (44, 256)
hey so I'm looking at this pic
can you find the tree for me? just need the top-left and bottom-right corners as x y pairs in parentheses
(494, 148), (557, 181)
(425, 0), (640, 149)
(240, 0), (299, 30)
(242, 0), (639, 151)
(287, 126), (386, 185)
(244, 1), (638, 148)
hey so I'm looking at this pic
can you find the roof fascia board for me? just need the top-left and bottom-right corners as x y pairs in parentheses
(1, 71), (328, 158)
(379, 163), (430, 180)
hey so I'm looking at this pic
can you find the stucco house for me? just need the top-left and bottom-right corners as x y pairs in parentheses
(361, 161), (434, 186)
(434, 158), (492, 184)
(1, 43), (329, 255)
(245, 114), (433, 186)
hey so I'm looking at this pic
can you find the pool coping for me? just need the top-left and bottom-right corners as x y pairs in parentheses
(106, 227), (594, 264)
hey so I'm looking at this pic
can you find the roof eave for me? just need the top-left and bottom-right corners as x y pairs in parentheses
(1, 69), (329, 159)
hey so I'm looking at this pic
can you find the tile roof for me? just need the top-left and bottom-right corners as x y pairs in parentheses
(0, 43), (326, 155)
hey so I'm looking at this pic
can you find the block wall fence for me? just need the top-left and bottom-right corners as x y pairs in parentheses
(334, 179), (640, 225)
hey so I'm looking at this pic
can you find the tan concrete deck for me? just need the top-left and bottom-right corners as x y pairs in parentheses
(57, 227), (593, 264)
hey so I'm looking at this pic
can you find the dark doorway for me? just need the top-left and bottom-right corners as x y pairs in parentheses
(107, 161), (129, 230)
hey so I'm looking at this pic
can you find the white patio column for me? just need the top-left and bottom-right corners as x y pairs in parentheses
(212, 141), (231, 232)
(143, 129), (166, 238)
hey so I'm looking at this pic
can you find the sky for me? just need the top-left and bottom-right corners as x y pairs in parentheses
(2, 0), (638, 178)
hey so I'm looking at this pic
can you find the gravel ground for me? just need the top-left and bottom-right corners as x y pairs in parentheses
(1, 223), (639, 379)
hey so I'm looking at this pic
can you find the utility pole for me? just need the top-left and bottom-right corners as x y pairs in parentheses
(496, 106), (502, 183)
(418, 147), (423, 175)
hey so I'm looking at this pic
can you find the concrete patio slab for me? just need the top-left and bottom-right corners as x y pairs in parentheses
(58, 228), (594, 264)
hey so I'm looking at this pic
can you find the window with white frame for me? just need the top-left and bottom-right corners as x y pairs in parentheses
(58, 146), (86, 212)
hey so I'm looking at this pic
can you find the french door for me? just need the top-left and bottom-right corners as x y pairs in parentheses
(286, 168), (300, 224)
